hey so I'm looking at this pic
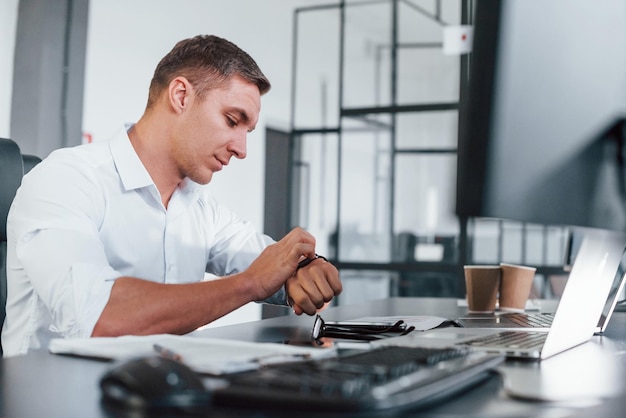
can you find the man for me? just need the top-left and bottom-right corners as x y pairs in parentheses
(2, 34), (342, 356)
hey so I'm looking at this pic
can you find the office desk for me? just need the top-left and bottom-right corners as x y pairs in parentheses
(1, 297), (625, 417)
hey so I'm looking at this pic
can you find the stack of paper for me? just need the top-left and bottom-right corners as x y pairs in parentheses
(49, 334), (337, 375)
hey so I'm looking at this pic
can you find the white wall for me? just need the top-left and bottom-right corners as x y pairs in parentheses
(0, 0), (19, 138)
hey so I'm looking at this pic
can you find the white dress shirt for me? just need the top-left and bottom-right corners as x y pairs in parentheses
(2, 125), (284, 356)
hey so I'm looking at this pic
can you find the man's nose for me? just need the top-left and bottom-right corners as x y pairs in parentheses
(229, 133), (247, 159)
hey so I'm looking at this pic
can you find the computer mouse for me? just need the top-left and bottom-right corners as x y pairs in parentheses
(100, 356), (211, 410)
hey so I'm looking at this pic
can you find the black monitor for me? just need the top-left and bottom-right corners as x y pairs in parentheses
(457, 0), (626, 230)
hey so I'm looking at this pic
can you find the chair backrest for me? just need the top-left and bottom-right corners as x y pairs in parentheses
(22, 153), (42, 175)
(0, 138), (39, 355)
(0, 138), (24, 244)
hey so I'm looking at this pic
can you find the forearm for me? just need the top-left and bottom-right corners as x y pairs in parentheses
(91, 274), (257, 337)
(91, 227), (341, 337)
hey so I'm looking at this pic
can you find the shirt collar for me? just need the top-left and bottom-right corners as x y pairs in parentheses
(108, 124), (204, 197)
(109, 124), (154, 191)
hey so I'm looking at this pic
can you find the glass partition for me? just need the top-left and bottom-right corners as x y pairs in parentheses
(292, 6), (341, 129)
(287, 0), (571, 303)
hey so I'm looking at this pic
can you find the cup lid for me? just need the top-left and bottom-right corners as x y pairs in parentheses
(499, 263), (537, 271)
(464, 265), (500, 269)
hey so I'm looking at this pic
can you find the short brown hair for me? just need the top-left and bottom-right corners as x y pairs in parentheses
(146, 35), (271, 108)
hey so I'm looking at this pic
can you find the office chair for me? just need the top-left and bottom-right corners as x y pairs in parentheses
(22, 153), (42, 175)
(0, 138), (41, 355)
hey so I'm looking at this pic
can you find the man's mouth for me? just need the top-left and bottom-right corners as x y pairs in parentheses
(215, 157), (228, 171)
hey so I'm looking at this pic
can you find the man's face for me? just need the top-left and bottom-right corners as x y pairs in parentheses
(173, 75), (261, 185)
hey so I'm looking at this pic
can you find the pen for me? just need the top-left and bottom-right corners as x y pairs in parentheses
(153, 344), (184, 362)
(220, 353), (313, 372)
(249, 352), (311, 365)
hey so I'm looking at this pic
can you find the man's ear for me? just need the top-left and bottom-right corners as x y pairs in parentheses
(168, 76), (192, 113)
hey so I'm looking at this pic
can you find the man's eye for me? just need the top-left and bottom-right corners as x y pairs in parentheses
(227, 117), (237, 127)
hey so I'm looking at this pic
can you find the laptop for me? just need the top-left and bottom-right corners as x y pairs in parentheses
(374, 229), (626, 360)
(454, 267), (626, 333)
(456, 227), (626, 333)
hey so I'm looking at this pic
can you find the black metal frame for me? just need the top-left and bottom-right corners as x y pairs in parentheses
(286, 0), (567, 299)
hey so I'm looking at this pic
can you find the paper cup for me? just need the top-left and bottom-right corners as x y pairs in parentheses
(499, 263), (536, 312)
(464, 265), (501, 313)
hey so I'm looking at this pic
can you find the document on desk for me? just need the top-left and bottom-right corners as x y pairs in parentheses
(49, 334), (337, 375)
(349, 316), (451, 331)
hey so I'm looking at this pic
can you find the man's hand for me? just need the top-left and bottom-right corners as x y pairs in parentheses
(243, 227), (342, 313)
(243, 227), (318, 301)
(286, 257), (342, 315)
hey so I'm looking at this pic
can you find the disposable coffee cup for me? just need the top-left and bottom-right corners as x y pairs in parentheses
(499, 263), (536, 312)
(464, 265), (501, 313)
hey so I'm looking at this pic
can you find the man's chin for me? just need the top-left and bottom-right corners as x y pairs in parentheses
(189, 172), (214, 185)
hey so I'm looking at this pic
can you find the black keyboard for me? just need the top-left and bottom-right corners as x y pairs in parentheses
(212, 346), (505, 413)
(464, 331), (547, 349)
(506, 313), (554, 327)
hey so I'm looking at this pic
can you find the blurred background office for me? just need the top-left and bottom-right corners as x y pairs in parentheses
(0, 0), (572, 326)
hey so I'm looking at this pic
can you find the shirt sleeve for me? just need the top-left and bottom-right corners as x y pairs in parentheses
(202, 196), (289, 306)
(10, 155), (121, 338)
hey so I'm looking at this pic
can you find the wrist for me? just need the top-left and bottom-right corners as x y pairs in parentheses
(297, 254), (328, 270)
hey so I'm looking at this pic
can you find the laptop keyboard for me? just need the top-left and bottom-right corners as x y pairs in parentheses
(506, 312), (555, 327)
(464, 331), (547, 349)
(212, 345), (504, 413)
